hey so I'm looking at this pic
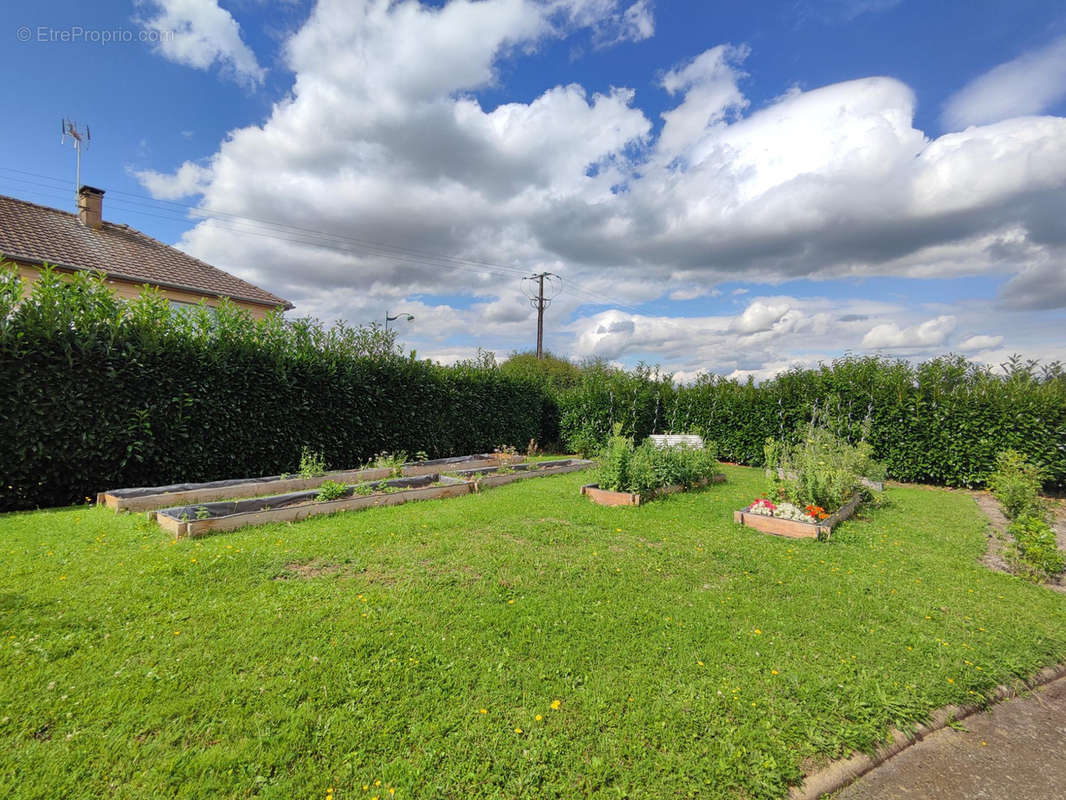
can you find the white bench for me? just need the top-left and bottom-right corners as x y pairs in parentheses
(648, 434), (704, 449)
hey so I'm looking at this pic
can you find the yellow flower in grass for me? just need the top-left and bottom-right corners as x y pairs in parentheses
(535, 714), (543, 721)
(514, 727), (523, 734)
(550, 699), (561, 710)
(771, 669), (779, 675)
(479, 708), (487, 714)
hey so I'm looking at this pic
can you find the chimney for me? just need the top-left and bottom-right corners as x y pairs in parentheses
(77, 185), (105, 229)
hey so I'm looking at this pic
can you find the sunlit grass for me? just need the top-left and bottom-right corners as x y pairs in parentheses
(2, 465), (1064, 799)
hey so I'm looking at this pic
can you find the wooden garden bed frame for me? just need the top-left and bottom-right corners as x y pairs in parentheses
(733, 492), (864, 539)
(154, 475), (471, 538)
(98, 453), (518, 512)
(452, 459), (595, 491)
(581, 474), (727, 507)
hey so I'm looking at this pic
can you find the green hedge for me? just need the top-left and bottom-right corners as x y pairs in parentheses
(4, 266), (1065, 510)
(0, 267), (549, 511)
(558, 357), (1066, 490)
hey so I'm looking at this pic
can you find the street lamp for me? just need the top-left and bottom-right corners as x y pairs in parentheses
(385, 311), (414, 332)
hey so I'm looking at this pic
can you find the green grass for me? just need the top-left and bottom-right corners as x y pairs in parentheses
(2, 465), (1065, 799)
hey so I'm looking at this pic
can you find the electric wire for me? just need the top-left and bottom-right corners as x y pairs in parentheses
(0, 166), (640, 311)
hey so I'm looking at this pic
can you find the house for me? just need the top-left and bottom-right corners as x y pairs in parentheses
(0, 186), (292, 318)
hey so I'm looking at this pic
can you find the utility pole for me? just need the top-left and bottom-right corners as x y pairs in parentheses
(522, 272), (559, 359)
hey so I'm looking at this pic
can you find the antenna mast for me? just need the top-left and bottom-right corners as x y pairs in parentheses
(61, 119), (91, 206)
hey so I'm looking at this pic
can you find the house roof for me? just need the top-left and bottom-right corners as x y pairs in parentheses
(0, 193), (292, 310)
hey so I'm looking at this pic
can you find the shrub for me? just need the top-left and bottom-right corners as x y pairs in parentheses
(1008, 514), (1065, 580)
(597, 427), (633, 492)
(765, 426), (884, 511)
(597, 435), (720, 498)
(987, 450), (1044, 520)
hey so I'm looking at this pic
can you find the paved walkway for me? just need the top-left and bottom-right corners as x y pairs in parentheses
(835, 677), (1066, 799)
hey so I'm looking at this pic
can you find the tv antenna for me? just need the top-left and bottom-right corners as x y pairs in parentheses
(61, 119), (91, 204)
(521, 271), (561, 359)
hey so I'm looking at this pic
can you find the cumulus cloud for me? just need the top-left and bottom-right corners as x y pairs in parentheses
(861, 315), (957, 350)
(136, 0), (266, 88)
(957, 334), (1004, 352)
(134, 0), (1066, 377)
(132, 161), (213, 199)
(943, 35), (1066, 130)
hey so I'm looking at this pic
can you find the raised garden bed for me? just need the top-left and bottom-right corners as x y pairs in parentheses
(402, 452), (523, 477)
(581, 474), (727, 507)
(733, 492), (864, 539)
(452, 459), (594, 490)
(154, 474), (470, 538)
(98, 453), (517, 512)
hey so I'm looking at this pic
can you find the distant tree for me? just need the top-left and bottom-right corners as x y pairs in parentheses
(500, 350), (582, 391)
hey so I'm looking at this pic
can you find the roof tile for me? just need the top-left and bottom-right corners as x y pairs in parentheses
(0, 193), (292, 309)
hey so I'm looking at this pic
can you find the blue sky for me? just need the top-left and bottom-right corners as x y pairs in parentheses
(2, 0), (1065, 379)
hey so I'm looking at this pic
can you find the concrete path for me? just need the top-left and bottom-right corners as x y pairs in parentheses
(835, 676), (1066, 800)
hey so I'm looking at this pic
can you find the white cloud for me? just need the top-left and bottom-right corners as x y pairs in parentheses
(943, 35), (1066, 130)
(133, 0), (1066, 378)
(136, 0), (266, 88)
(732, 299), (792, 333)
(861, 315), (957, 350)
(132, 161), (213, 199)
(957, 334), (1004, 352)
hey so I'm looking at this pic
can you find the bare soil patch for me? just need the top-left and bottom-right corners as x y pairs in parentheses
(273, 561), (348, 580)
(972, 492), (1066, 593)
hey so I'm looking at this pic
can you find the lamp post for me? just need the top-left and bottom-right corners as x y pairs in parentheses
(385, 311), (414, 332)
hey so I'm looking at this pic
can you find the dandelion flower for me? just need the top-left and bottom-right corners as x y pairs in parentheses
(535, 714), (543, 721)
(754, 629), (761, 635)
(514, 727), (523, 734)
(771, 669), (779, 675)
(550, 700), (561, 710)
(479, 708), (487, 714)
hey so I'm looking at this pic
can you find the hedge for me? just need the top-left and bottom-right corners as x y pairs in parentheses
(0, 267), (549, 511)
(557, 356), (1066, 491)
(4, 265), (1065, 510)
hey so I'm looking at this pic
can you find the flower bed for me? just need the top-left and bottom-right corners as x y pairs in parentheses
(733, 493), (863, 539)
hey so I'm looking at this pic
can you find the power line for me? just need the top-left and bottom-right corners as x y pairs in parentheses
(0, 165), (640, 312)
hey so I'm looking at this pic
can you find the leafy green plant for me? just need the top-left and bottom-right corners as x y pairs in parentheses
(299, 448), (327, 479)
(1007, 513), (1065, 579)
(372, 451), (407, 477)
(987, 450), (1045, 520)
(597, 431), (720, 498)
(765, 426), (883, 511)
(194, 506), (210, 520)
(597, 426), (632, 492)
(314, 480), (349, 502)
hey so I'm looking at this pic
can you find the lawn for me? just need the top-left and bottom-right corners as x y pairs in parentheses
(2, 464), (1065, 799)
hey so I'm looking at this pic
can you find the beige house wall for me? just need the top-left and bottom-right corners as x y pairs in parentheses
(11, 261), (280, 320)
